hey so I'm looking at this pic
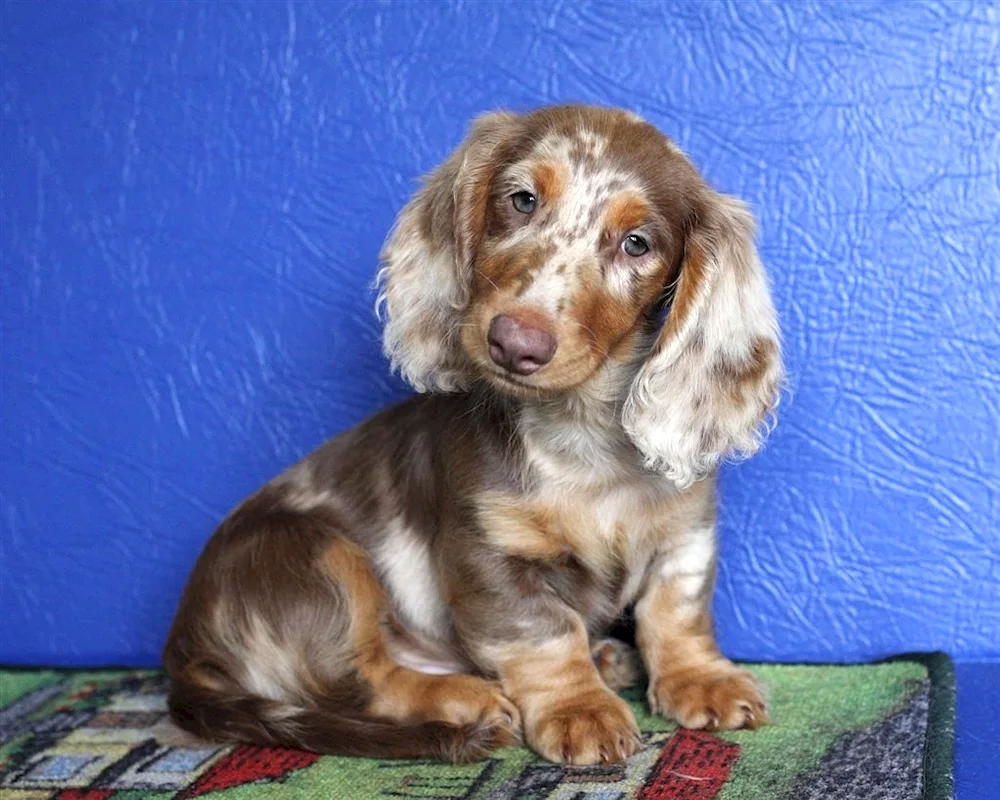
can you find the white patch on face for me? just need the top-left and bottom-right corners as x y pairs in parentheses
(658, 526), (715, 601)
(506, 134), (648, 313)
(605, 258), (634, 299)
(499, 162), (537, 195)
(513, 264), (568, 317)
(533, 131), (605, 164)
(376, 520), (449, 640)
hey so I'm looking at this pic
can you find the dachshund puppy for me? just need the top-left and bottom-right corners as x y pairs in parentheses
(163, 105), (783, 766)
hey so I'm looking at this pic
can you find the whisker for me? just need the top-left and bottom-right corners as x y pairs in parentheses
(476, 270), (501, 292)
(569, 319), (611, 360)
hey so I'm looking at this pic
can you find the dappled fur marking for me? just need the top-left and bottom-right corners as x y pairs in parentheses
(165, 104), (782, 766)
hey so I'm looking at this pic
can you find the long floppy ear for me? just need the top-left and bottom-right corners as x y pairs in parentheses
(622, 191), (783, 488)
(376, 112), (518, 392)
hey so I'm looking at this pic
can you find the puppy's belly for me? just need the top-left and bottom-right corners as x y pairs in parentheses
(384, 624), (469, 675)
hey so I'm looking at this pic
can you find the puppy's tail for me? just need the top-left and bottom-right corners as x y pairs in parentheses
(167, 680), (511, 764)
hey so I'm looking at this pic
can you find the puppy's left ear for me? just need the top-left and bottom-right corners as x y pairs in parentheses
(623, 191), (783, 488)
(376, 112), (518, 392)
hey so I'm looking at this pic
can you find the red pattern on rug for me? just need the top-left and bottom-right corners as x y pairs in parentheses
(639, 729), (740, 799)
(178, 745), (319, 798)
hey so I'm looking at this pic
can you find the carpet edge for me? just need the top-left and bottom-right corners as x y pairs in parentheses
(916, 652), (956, 800)
(883, 651), (955, 800)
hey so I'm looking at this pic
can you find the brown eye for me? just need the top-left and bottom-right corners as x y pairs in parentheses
(622, 234), (649, 257)
(511, 191), (537, 214)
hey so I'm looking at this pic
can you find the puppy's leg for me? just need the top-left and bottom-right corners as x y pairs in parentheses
(165, 495), (517, 762)
(329, 538), (520, 739)
(449, 556), (640, 764)
(480, 624), (640, 765)
(635, 524), (767, 731)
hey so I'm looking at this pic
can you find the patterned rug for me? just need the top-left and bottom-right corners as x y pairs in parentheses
(0, 654), (954, 800)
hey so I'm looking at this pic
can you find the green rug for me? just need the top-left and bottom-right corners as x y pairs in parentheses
(0, 654), (954, 800)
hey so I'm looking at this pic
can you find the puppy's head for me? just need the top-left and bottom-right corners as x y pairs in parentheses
(378, 105), (782, 486)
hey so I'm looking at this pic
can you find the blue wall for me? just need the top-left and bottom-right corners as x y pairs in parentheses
(2, 0), (998, 667)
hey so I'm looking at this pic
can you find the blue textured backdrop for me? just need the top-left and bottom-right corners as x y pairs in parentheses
(1, 0), (998, 667)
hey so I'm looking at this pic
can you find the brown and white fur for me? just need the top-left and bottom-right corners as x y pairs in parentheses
(163, 105), (783, 766)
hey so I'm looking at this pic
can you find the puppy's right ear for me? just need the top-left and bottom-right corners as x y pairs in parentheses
(376, 112), (519, 392)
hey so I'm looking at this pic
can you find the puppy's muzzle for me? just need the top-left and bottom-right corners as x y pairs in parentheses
(487, 314), (557, 376)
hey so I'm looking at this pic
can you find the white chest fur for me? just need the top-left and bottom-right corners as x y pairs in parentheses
(517, 401), (713, 609)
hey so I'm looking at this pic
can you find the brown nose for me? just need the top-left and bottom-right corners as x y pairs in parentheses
(487, 314), (557, 375)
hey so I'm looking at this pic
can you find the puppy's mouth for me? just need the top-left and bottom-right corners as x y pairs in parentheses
(487, 366), (538, 389)
(480, 364), (556, 397)
(478, 359), (592, 399)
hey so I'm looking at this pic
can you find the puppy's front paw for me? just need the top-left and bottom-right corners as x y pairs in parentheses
(648, 663), (768, 731)
(528, 690), (641, 765)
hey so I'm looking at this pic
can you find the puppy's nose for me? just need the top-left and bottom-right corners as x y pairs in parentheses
(487, 314), (557, 375)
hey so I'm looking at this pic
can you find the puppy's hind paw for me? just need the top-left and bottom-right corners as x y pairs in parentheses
(592, 637), (644, 691)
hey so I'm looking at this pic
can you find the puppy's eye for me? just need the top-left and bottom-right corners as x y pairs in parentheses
(511, 191), (537, 214)
(621, 234), (649, 257)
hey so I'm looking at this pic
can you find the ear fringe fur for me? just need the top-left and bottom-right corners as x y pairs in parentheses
(623, 193), (783, 488)
(375, 112), (517, 393)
